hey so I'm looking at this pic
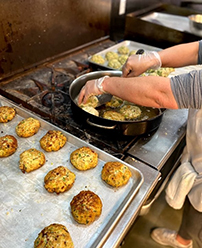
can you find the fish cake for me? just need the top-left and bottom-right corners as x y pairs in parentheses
(117, 46), (129, 55)
(105, 96), (124, 108)
(0, 106), (16, 123)
(105, 51), (119, 61)
(70, 190), (102, 225)
(103, 110), (125, 121)
(90, 54), (105, 65)
(118, 54), (128, 65)
(34, 223), (74, 248)
(108, 59), (121, 69)
(40, 130), (67, 152)
(82, 106), (99, 116)
(101, 161), (132, 187)
(19, 148), (45, 173)
(16, 117), (40, 138)
(79, 95), (98, 108)
(44, 166), (76, 194)
(0, 135), (18, 157)
(70, 146), (98, 171)
(119, 105), (142, 120)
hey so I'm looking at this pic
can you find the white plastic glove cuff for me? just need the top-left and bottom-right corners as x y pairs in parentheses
(150, 51), (162, 69)
(95, 76), (109, 93)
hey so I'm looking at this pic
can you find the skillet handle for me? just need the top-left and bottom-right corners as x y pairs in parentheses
(86, 118), (116, 130)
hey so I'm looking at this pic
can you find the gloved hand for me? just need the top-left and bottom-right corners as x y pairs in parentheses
(78, 76), (109, 104)
(122, 51), (162, 77)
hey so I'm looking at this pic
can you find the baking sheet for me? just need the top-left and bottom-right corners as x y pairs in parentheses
(0, 96), (144, 248)
(141, 12), (190, 33)
(88, 40), (161, 70)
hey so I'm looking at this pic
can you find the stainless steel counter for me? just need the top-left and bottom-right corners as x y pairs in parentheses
(128, 109), (188, 171)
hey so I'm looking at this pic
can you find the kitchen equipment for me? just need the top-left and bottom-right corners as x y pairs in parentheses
(96, 93), (113, 107)
(188, 14), (202, 36)
(69, 70), (164, 136)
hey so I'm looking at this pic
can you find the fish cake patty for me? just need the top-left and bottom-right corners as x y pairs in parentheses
(16, 117), (40, 137)
(82, 106), (99, 116)
(70, 190), (102, 225)
(34, 223), (74, 248)
(0, 135), (18, 157)
(44, 166), (76, 194)
(117, 46), (129, 55)
(40, 130), (67, 152)
(101, 161), (132, 187)
(103, 110), (125, 121)
(70, 146), (98, 171)
(105, 96), (124, 108)
(119, 105), (142, 120)
(19, 148), (45, 173)
(0, 106), (16, 123)
(79, 95), (98, 108)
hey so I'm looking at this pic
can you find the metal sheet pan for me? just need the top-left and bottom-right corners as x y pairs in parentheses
(88, 40), (161, 70)
(0, 96), (144, 248)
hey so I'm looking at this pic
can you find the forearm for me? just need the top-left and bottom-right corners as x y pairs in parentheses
(103, 76), (178, 109)
(159, 41), (199, 68)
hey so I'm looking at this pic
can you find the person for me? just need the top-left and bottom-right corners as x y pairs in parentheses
(78, 40), (202, 248)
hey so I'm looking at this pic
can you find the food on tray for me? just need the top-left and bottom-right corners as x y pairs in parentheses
(0, 135), (18, 157)
(103, 110), (125, 121)
(40, 130), (67, 152)
(44, 166), (76, 194)
(19, 148), (45, 173)
(146, 67), (175, 77)
(105, 96), (124, 108)
(70, 190), (102, 225)
(90, 54), (105, 65)
(118, 54), (128, 65)
(108, 59), (122, 69)
(0, 106), (16, 123)
(105, 51), (119, 61)
(82, 106), (99, 116)
(79, 95), (98, 108)
(34, 223), (74, 248)
(119, 105), (142, 120)
(129, 50), (137, 55)
(15, 117), (40, 138)
(117, 46), (129, 55)
(70, 146), (98, 171)
(101, 161), (132, 187)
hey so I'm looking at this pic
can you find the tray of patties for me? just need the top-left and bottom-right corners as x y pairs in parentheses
(88, 40), (161, 71)
(0, 95), (144, 248)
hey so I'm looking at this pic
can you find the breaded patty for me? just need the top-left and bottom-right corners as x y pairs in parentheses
(34, 223), (74, 248)
(119, 105), (142, 120)
(70, 146), (98, 171)
(44, 166), (76, 194)
(19, 148), (45, 173)
(118, 55), (128, 65)
(105, 51), (119, 61)
(103, 110), (125, 121)
(117, 46), (129, 55)
(101, 161), (132, 187)
(40, 130), (67, 152)
(70, 190), (102, 225)
(108, 59), (121, 69)
(82, 106), (99, 116)
(90, 54), (105, 65)
(79, 95), (98, 108)
(0, 135), (18, 157)
(105, 96), (124, 108)
(15, 117), (40, 138)
(0, 106), (16, 123)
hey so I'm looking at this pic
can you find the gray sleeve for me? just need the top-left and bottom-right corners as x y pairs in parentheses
(170, 40), (202, 109)
(170, 70), (202, 109)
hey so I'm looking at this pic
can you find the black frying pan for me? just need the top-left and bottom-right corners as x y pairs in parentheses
(69, 71), (165, 136)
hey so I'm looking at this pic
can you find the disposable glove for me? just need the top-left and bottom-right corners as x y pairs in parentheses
(78, 76), (109, 104)
(122, 51), (162, 77)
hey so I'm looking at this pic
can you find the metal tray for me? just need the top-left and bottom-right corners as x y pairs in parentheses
(0, 96), (144, 248)
(88, 40), (161, 70)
